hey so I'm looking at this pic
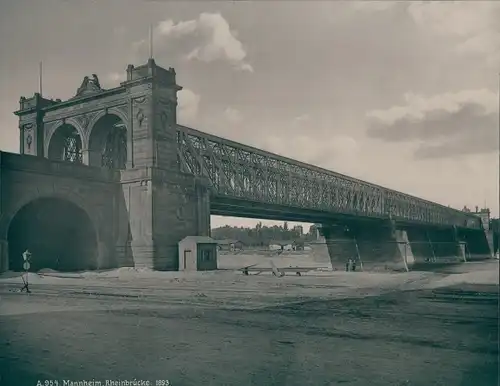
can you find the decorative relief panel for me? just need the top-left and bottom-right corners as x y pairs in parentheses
(74, 113), (90, 130)
(132, 96), (148, 130)
(158, 97), (173, 106)
(133, 96), (147, 105)
(135, 109), (145, 128)
(159, 108), (171, 130)
(23, 123), (34, 154)
(156, 97), (175, 135)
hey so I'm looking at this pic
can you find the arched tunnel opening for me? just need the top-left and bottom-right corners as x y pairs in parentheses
(8, 198), (98, 272)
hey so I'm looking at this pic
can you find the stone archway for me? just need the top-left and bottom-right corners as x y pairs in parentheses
(88, 114), (127, 169)
(47, 124), (83, 163)
(7, 197), (98, 272)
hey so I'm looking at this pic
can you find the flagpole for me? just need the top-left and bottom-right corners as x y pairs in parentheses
(149, 24), (153, 60)
(39, 61), (43, 96)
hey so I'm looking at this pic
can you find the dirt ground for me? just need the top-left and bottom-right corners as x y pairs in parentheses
(0, 275), (498, 386)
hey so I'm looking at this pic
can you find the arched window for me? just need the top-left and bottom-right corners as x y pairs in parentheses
(101, 122), (127, 169)
(88, 115), (127, 170)
(47, 125), (83, 164)
(62, 127), (83, 163)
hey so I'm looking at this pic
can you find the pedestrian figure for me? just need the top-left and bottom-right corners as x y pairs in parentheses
(352, 259), (357, 272)
(20, 249), (32, 293)
(346, 258), (354, 272)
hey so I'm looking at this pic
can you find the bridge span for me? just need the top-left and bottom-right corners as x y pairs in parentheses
(0, 59), (492, 272)
(177, 125), (480, 229)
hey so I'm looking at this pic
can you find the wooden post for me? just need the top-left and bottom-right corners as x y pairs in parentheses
(353, 236), (363, 271)
(403, 242), (409, 272)
(426, 231), (436, 262)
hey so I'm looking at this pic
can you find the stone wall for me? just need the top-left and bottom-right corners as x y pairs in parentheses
(151, 169), (210, 270)
(0, 152), (120, 272)
(321, 220), (405, 272)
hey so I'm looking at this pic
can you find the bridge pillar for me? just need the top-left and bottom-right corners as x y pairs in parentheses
(151, 172), (211, 270)
(456, 227), (493, 261)
(404, 225), (489, 267)
(321, 219), (407, 271)
(425, 227), (465, 263)
(404, 227), (438, 265)
(120, 167), (210, 271)
(111, 59), (210, 271)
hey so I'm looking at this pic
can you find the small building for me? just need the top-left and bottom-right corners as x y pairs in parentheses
(178, 236), (218, 271)
(216, 239), (244, 251)
(472, 207), (491, 231)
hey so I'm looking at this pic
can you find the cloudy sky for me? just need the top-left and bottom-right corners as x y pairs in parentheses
(0, 0), (498, 230)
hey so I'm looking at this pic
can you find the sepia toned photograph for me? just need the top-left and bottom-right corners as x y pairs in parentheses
(0, 1), (498, 385)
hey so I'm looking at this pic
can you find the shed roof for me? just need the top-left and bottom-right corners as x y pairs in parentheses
(179, 236), (217, 244)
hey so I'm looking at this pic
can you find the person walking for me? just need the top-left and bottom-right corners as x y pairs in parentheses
(20, 249), (32, 293)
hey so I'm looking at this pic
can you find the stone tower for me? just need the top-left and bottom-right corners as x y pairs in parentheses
(118, 59), (211, 270)
(15, 59), (211, 270)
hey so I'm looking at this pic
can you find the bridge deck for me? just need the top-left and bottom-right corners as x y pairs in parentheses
(176, 125), (481, 230)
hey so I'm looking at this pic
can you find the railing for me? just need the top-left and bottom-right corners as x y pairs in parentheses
(176, 125), (481, 229)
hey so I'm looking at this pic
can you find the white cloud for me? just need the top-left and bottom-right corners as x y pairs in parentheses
(239, 63), (254, 73)
(154, 13), (253, 73)
(408, 2), (495, 38)
(407, 2), (500, 66)
(177, 88), (201, 125)
(367, 89), (498, 126)
(366, 88), (499, 158)
(223, 107), (243, 124)
(157, 19), (198, 37)
(263, 133), (359, 173)
(247, 113), (360, 174)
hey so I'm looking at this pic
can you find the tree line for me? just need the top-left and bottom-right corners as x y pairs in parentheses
(211, 222), (318, 246)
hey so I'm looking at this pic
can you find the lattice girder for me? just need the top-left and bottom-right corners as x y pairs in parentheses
(176, 125), (481, 229)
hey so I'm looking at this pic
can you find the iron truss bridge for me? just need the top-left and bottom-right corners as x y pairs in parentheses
(176, 125), (481, 230)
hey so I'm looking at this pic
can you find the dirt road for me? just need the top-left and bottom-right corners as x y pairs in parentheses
(0, 282), (497, 386)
